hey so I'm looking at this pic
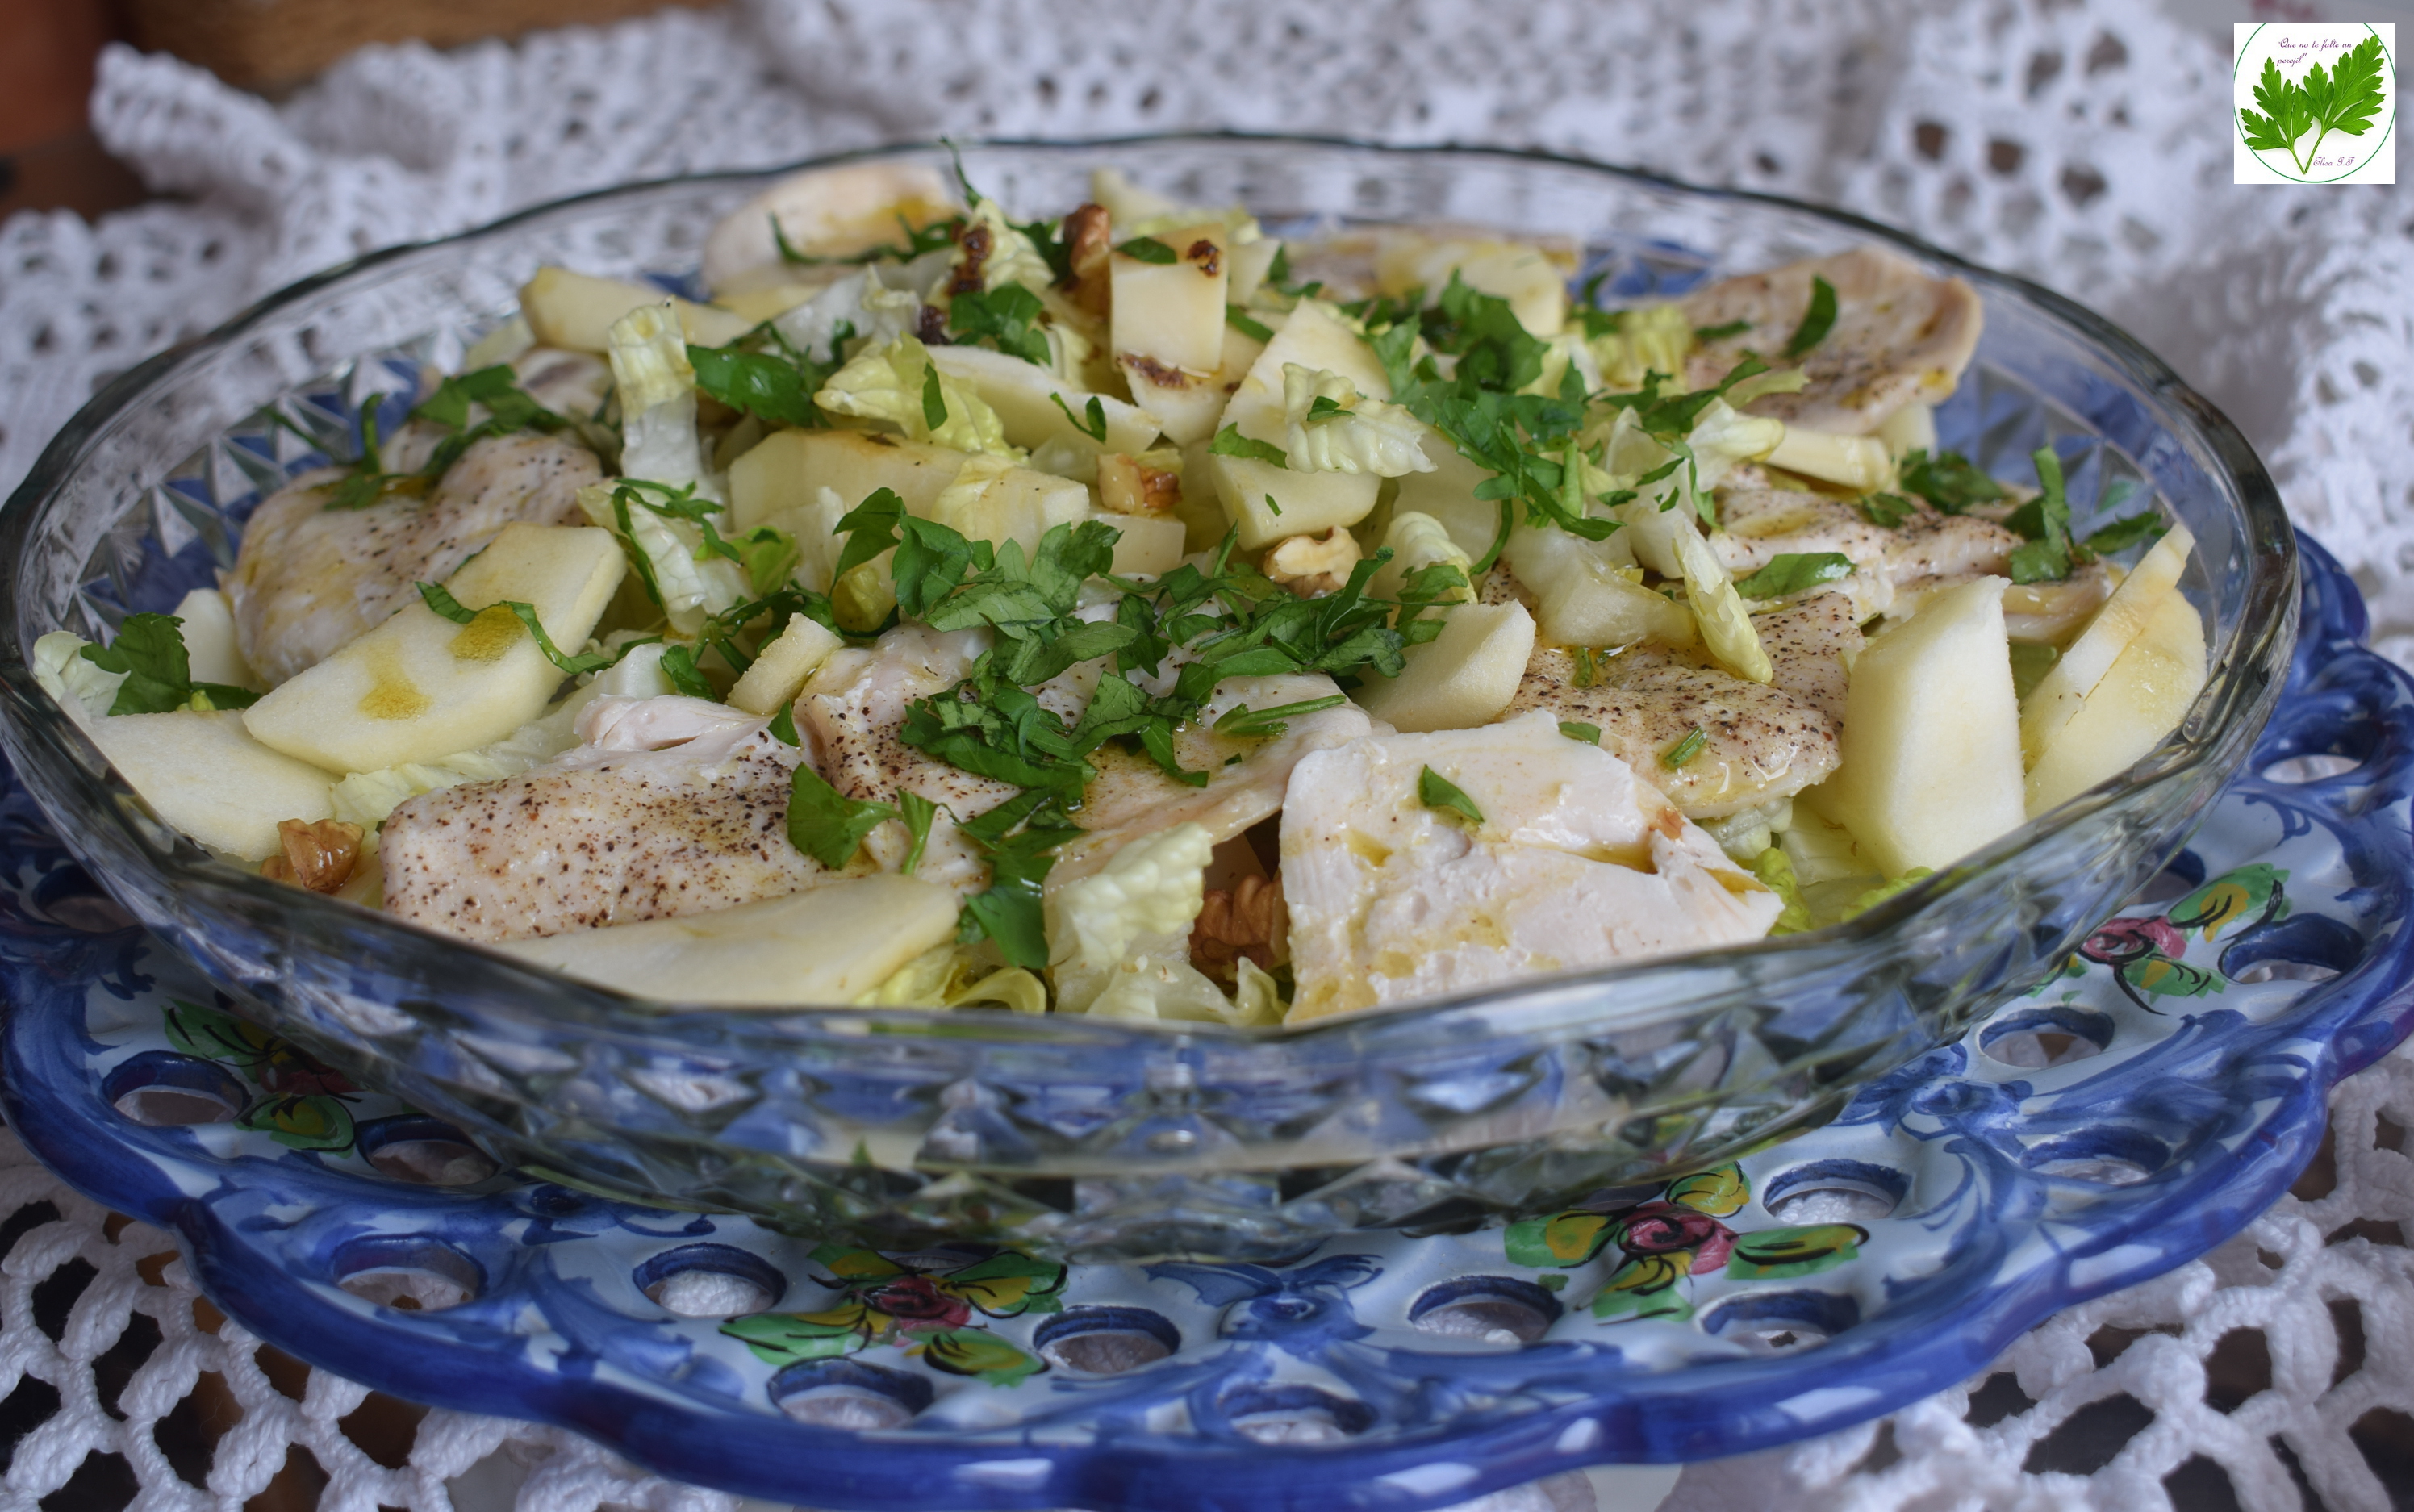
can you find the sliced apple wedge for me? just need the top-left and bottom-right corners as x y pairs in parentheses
(518, 267), (750, 353)
(1203, 301), (1390, 548)
(2023, 590), (2207, 815)
(1820, 575), (2027, 876)
(727, 615), (845, 716)
(1356, 602), (1537, 733)
(926, 345), (1162, 456)
(494, 874), (960, 1007)
(2019, 523), (2194, 765)
(86, 710), (337, 862)
(243, 524), (624, 774)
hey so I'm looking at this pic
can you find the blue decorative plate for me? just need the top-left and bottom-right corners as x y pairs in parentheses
(2, 536), (2406, 1512)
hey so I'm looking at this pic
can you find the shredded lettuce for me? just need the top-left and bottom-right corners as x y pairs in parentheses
(1280, 365), (1435, 477)
(1751, 846), (1814, 935)
(949, 198), (1058, 299)
(772, 269), (923, 362)
(1368, 511), (1476, 606)
(814, 335), (1021, 459)
(1588, 303), (1694, 391)
(1047, 824), (1211, 992)
(31, 632), (125, 722)
(854, 944), (1047, 1013)
(607, 303), (722, 503)
(576, 483), (749, 637)
(1670, 516), (1773, 684)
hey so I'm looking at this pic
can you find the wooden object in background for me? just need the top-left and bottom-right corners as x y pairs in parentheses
(123, 0), (720, 91)
(0, 0), (123, 153)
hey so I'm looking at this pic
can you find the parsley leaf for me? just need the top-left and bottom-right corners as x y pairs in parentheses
(1226, 306), (1275, 342)
(2240, 35), (2387, 176)
(77, 613), (259, 714)
(1694, 318), (1753, 342)
(413, 582), (625, 676)
(658, 644), (714, 700)
(946, 282), (1053, 367)
(1050, 391), (1109, 442)
(2005, 447), (2074, 583)
(920, 364), (949, 431)
(953, 788), (1082, 968)
(688, 343), (823, 428)
(832, 488), (907, 581)
(1210, 424), (1290, 468)
(1663, 726), (1709, 768)
(1731, 552), (1855, 599)
(1117, 236), (1179, 265)
(1856, 491), (1919, 528)
(787, 764), (896, 870)
(2082, 509), (2169, 556)
(768, 704), (802, 746)
(1418, 766), (1484, 825)
(1559, 720), (1602, 745)
(896, 791), (940, 875)
(1213, 694), (1347, 740)
(1895, 448), (2006, 514)
(1783, 274), (1838, 359)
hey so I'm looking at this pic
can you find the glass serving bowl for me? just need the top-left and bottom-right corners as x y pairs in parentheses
(0, 137), (2295, 1263)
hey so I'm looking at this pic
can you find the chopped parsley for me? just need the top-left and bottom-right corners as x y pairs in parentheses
(1210, 424), (1290, 468)
(1117, 236), (1179, 265)
(1226, 307), (1275, 342)
(1662, 726), (1709, 769)
(920, 364), (949, 430)
(77, 614), (257, 715)
(1559, 720), (1602, 745)
(2081, 505), (2169, 556)
(688, 318), (850, 430)
(1783, 274), (1838, 359)
(1050, 391), (1109, 442)
(1895, 449), (2005, 514)
(1856, 491), (1919, 528)
(787, 765), (898, 870)
(1694, 319), (1753, 342)
(1731, 552), (1855, 600)
(1418, 766), (1484, 825)
(324, 365), (570, 512)
(946, 282), (1053, 368)
(2006, 447), (2075, 583)
(413, 581), (633, 677)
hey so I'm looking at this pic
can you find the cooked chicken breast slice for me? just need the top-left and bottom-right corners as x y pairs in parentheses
(1711, 474), (1898, 619)
(1280, 712), (1781, 1021)
(228, 431), (600, 685)
(381, 710), (858, 943)
(1885, 508), (2023, 584)
(1506, 594), (1861, 816)
(800, 625), (1020, 890)
(1681, 247), (1982, 435)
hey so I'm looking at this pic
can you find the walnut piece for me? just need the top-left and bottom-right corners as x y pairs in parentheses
(1190, 874), (1289, 984)
(1063, 202), (1113, 317)
(1096, 453), (1182, 516)
(1263, 527), (1363, 597)
(259, 818), (364, 895)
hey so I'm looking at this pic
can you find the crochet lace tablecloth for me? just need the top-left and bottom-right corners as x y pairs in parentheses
(0, 2), (2408, 1508)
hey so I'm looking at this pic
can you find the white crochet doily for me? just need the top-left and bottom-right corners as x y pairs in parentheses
(0, 2), (2408, 1508)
